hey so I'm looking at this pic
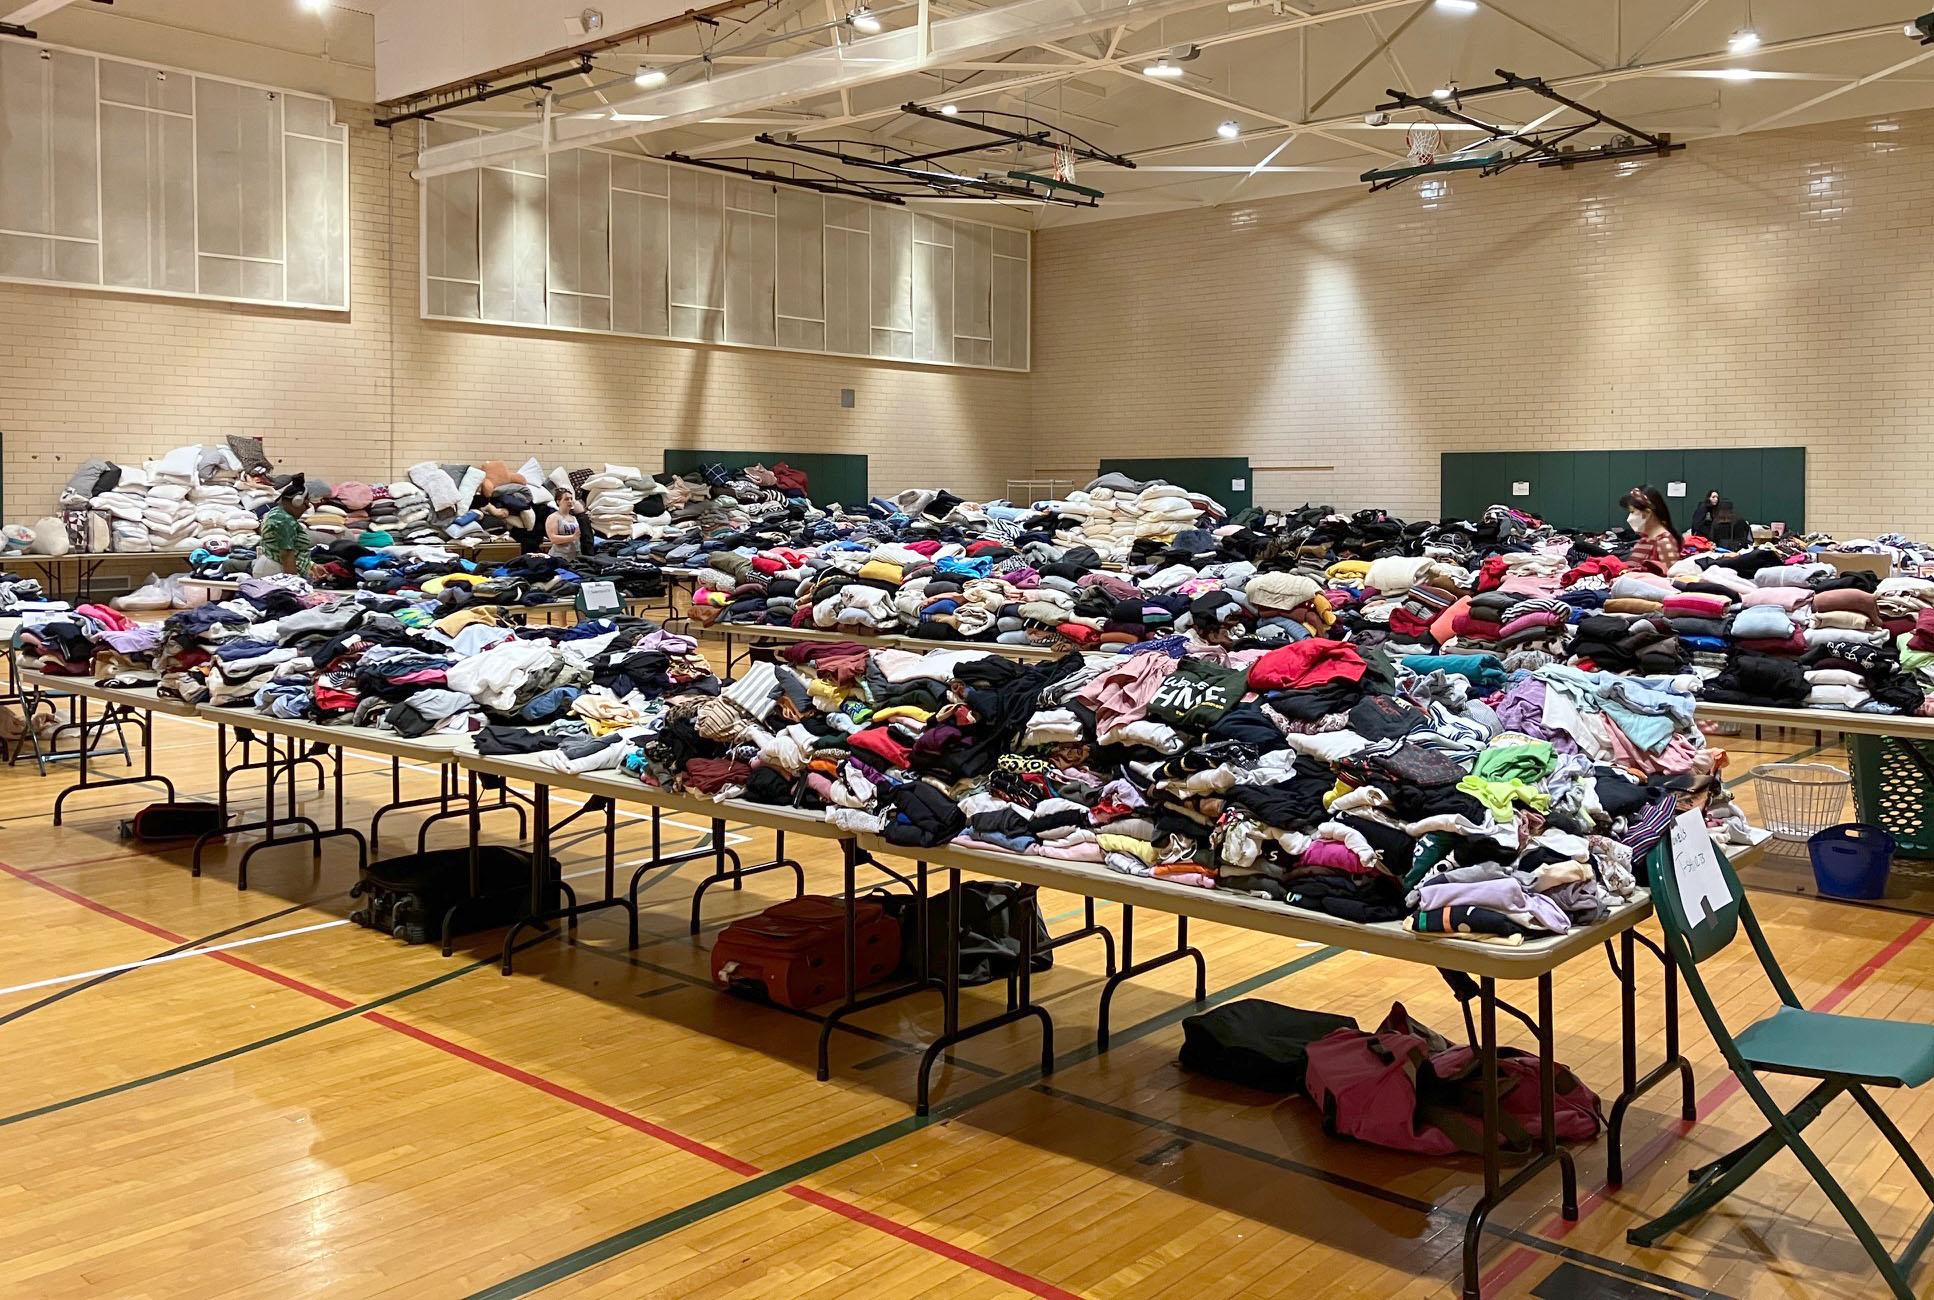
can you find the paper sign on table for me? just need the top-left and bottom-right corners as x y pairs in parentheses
(1669, 809), (1732, 925)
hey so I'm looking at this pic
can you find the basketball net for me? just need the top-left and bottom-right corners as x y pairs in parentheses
(1406, 123), (1444, 167)
(1052, 144), (1078, 185)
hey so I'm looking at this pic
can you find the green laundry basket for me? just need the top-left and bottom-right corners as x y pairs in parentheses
(1846, 734), (1934, 859)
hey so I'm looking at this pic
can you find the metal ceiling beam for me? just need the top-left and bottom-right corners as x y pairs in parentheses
(1626, 0), (1712, 67)
(2, 0), (83, 25)
(419, 0), (1334, 176)
(1307, 1), (1429, 115)
(1480, 0), (1609, 72)
(1737, 45), (1934, 134)
(512, 0), (1429, 170)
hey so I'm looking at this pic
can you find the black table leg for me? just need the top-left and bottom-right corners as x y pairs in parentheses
(916, 874), (1053, 1116)
(1605, 929), (1698, 1185)
(1458, 974), (1579, 1299)
(1095, 906), (1207, 1052)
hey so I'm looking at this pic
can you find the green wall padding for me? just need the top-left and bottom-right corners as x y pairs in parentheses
(1097, 457), (1253, 514)
(1439, 447), (1806, 533)
(662, 450), (868, 507)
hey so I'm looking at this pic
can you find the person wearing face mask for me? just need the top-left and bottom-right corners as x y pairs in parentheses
(1619, 485), (1683, 575)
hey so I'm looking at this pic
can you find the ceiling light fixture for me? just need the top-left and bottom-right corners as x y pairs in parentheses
(1434, 0), (1479, 13)
(634, 63), (667, 87)
(297, 0), (329, 12)
(1216, 119), (1241, 139)
(1143, 58), (1184, 78)
(1727, 26), (1760, 53)
(848, 7), (881, 33)
(940, 102), (959, 115)
(1431, 84), (1455, 100)
(1908, 13), (1934, 42)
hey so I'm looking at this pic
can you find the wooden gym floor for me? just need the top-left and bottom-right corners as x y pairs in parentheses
(2, 703), (1931, 1299)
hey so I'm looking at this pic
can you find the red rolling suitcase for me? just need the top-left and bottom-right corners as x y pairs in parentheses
(710, 895), (900, 1009)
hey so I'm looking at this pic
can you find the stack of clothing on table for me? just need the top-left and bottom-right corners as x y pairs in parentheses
(14, 604), (157, 677)
(1032, 475), (1227, 565)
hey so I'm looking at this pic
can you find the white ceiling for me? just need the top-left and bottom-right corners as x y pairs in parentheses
(385, 0), (1934, 225)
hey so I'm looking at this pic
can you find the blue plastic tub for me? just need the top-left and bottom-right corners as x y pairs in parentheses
(1808, 824), (1896, 901)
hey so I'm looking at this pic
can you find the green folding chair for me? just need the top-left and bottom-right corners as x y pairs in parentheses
(1636, 837), (1934, 1298)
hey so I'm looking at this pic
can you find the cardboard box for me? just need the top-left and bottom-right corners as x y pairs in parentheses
(1818, 551), (1892, 579)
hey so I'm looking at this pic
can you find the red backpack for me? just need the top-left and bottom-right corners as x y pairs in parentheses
(1304, 1003), (1602, 1158)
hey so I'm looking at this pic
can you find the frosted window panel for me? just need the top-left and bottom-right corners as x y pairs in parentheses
(823, 225), (868, 355)
(481, 168), (548, 324)
(425, 169), (480, 283)
(668, 169), (723, 313)
(611, 155), (669, 196)
(547, 149), (610, 299)
(284, 134), (345, 306)
(610, 187), (669, 337)
(725, 179), (776, 214)
(992, 254), (1028, 370)
(0, 45), (98, 241)
(671, 304), (723, 341)
(992, 226), (1027, 258)
(913, 240), (953, 364)
(954, 337), (992, 367)
(724, 208), (775, 347)
(870, 206), (911, 332)
(428, 279), (480, 319)
(195, 78), (284, 262)
(200, 254), (282, 300)
(870, 328), (912, 360)
(549, 292), (610, 331)
(283, 94), (333, 137)
(825, 197), (869, 232)
(775, 190), (823, 323)
(101, 103), (196, 293)
(777, 317), (825, 351)
(913, 213), (952, 247)
(99, 59), (192, 113)
(954, 219), (991, 339)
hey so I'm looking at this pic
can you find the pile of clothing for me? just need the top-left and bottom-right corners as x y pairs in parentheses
(1035, 475), (1228, 564)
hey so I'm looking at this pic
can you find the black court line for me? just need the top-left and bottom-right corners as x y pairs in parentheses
(466, 944), (1350, 1298)
(1033, 1085), (1725, 1300)
(0, 888), (354, 1030)
(0, 938), (545, 1129)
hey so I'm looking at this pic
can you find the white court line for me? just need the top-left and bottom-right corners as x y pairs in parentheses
(0, 919), (350, 997)
(161, 715), (751, 848)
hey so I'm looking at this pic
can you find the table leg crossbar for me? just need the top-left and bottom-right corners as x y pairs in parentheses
(1096, 905), (1206, 1052)
(46, 698), (175, 824)
(194, 726), (367, 888)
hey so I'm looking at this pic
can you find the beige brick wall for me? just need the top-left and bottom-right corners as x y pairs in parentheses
(1030, 111), (1934, 537)
(0, 105), (1031, 521)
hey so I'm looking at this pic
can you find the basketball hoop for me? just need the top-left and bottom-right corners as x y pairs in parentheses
(1052, 143), (1078, 185)
(1406, 123), (1444, 167)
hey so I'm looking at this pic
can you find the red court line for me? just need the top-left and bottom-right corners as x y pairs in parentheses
(364, 1011), (760, 1175)
(1481, 915), (1934, 1294)
(1, 860), (188, 944)
(7, 855), (1094, 1291)
(24, 851), (152, 875)
(787, 1185), (1085, 1299)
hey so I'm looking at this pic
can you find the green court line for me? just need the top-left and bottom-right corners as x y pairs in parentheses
(0, 943), (535, 1129)
(1033, 1086), (1723, 1300)
(1724, 741), (1825, 789)
(467, 943), (1347, 1298)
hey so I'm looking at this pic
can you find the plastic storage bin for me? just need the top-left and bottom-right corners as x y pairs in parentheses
(1807, 824), (1896, 901)
(1846, 735), (1934, 858)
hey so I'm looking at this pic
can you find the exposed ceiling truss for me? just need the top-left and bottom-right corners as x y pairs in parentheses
(391, 1), (1934, 224)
